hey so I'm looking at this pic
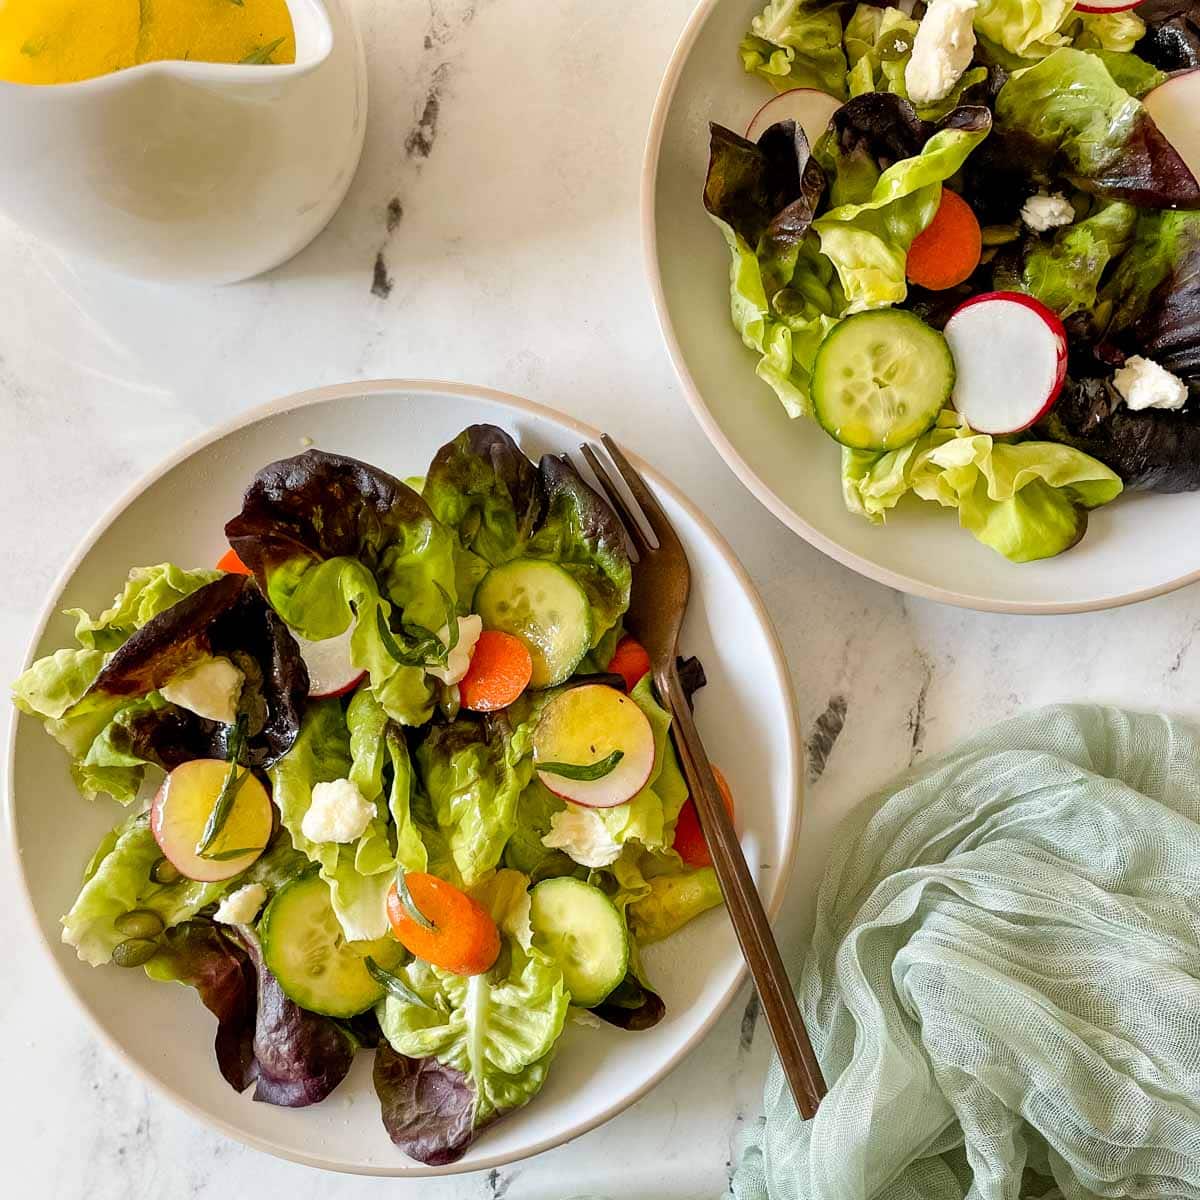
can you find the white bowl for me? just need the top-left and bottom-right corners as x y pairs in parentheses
(5, 381), (801, 1176)
(643, 0), (1200, 614)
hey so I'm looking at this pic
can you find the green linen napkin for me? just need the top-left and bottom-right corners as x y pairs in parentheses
(734, 704), (1200, 1200)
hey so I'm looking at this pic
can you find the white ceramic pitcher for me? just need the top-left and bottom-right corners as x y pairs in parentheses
(0, 0), (366, 284)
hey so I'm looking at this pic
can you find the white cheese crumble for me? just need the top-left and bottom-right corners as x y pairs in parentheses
(905, 0), (977, 105)
(214, 883), (267, 926)
(542, 806), (622, 869)
(1021, 192), (1075, 233)
(427, 614), (484, 686)
(302, 778), (376, 844)
(1113, 356), (1189, 412)
(161, 656), (244, 725)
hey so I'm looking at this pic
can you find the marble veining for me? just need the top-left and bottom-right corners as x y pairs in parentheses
(5, 0), (1200, 1196)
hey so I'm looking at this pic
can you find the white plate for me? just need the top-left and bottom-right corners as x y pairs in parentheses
(643, 0), (1200, 614)
(5, 381), (801, 1176)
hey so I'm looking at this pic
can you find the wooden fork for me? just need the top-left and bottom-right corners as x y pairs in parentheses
(576, 435), (826, 1120)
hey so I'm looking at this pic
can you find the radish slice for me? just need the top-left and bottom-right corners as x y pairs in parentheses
(151, 759), (272, 882)
(533, 684), (655, 808)
(1144, 70), (1200, 187)
(746, 88), (842, 150)
(944, 292), (1068, 435)
(1073, 0), (1142, 11)
(295, 626), (366, 699)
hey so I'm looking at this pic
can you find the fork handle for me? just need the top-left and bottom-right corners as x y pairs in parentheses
(659, 661), (826, 1121)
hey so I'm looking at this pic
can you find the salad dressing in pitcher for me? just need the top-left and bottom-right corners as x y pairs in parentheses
(0, 0), (296, 85)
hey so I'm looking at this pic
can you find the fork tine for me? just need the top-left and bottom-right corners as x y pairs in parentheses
(579, 443), (650, 554)
(599, 434), (679, 551)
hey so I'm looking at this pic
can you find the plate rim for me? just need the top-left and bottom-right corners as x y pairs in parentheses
(3, 378), (803, 1177)
(640, 0), (1199, 616)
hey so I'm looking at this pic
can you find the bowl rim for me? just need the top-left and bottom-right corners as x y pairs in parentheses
(640, 0), (1200, 616)
(3, 378), (803, 1177)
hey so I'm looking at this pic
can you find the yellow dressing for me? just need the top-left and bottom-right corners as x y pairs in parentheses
(0, 0), (296, 85)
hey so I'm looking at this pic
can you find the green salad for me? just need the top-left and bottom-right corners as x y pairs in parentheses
(708, 0), (1200, 562)
(12, 425), (725, 1164)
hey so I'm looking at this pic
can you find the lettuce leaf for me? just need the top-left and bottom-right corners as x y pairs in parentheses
(973, 0), (1075, 59)
(62, 813), (229, 965)
(149, 924), (355, 1106)
(62, 817), (308, 967)
(1009, 201), (1137, 318)
(739, 0), (848, 99)
(268, 694), (423, 941)
(226, 449), (458, 727)
(1102, 209), (1200, 382)
(1073, 10), (1147, 54)
(416, 718), (536, 888)
(704, 120), (839, 417)
(628, 868), (724, 945)
(374, 939), (568, 1164)
(12, 563), (232, 803)
(993, 48), (1200, 209)
(86, 573), (308, 770)
(66, 563), (222, 652)
(591, 675), (689, 852)
(813, 109), (991, 312)
(423, 426), (632, 651)
(842, 410), (1124, 562)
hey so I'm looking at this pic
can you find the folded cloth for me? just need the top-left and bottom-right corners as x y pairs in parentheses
(734, 705), (1200, 1200)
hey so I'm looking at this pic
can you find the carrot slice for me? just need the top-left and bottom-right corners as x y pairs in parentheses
(906, 188), (981, 291)
(386, 873), (500, 976)
(216, 547), (253, 576)
(607, 635), (652, 692)
(458, 630), (533, 712)
(672, 764), (735, 868)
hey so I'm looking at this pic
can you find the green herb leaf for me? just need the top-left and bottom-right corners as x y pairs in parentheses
(395, 872), (436, 931)
(241, 37), (285, 65)
(536, 750), (624, 782)
(197, 845), (262, 862)
(365, 955), (435, 1009)
(195, 716), (251, 856)
(436, 583), (459, 654)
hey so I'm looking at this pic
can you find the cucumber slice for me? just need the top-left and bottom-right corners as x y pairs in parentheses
(812, 309), (953, 451)
(529, 877), (629, 1008)
(474, 559), (591, 688)
(259, 873), (403, 1017)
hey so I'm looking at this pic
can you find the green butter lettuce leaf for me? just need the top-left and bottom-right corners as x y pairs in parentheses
(592, 675), (689, 851)
(704, 121), (839, 418)
(66, 563), (222, 652)
(470, 868), (535, 950)
(1082, 48), (1166, 98)
(226, 449), (458, 727)
(11, 563), (250, 804)
(1101, 209), (1200, 383)
(423, 426), (632, 652)
(814, 118), (991, 312)
(628, 867), (724, 945)
(842, 4), (988, 120)
(973, 0), (1074, 59)
(417, 718), (536, 888)
(374, 939), (568, 1163)
(842, 410), (1124, 562)
(1072, 9), (1146, 54)
(62, 812), (227, 966)
(503, 777), (577, 881)
(740, 0), (848, 98)
(994, 48), (1200, 209)
(1008, 200), (1137, 318)
(269, 693), (424, 941)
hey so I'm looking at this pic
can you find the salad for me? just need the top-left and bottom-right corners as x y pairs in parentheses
(11, 425), (727, 1165)
(705, 0), (1200, 562)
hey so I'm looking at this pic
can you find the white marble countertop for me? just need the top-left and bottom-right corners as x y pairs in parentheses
(4, 1), (1200, 1197)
